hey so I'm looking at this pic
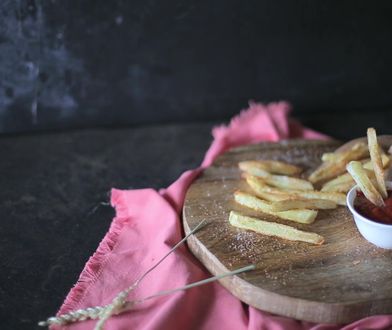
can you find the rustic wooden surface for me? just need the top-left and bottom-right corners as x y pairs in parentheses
(183, 137), (392, 324)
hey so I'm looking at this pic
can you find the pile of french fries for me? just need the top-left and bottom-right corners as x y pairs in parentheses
(231, 160), (344, 245)
(314, 128), (390, 206)
(229, 128), (391, 245)
(345, 128), (390, 206)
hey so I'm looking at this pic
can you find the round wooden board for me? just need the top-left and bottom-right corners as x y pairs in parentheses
(183, 137), (392, 324)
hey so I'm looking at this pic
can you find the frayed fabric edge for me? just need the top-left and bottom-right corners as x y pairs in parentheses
(55, 215), (129, 318)
(211, 101), (291, 140)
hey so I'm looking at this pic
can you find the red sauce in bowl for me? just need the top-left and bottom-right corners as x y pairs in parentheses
(354, 190), (392, 225)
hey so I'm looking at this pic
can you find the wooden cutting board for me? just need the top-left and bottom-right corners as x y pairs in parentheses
(183, 137), (392, 324)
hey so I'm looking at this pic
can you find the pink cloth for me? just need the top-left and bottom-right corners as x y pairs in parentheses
(55, 102), (392, 330)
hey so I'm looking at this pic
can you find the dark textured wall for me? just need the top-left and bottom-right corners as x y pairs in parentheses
(1, 1), (392, 133)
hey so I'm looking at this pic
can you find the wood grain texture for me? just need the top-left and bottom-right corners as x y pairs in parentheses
(183, 137), (392, 324)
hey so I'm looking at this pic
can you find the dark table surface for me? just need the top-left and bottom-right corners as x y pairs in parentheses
(1, 114), (391, 330)
(1, 122), (214, 330)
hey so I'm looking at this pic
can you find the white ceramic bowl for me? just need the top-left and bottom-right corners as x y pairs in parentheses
(347, 183), (392, 249)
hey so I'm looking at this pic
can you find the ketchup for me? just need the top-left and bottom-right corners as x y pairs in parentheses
(354, 190), (392, 225)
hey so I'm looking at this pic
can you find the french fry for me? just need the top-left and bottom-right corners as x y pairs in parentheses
(346, 161), (385, 207)
(229, 211), (324, 245)
(308, 142), (369, 184)
(363, 154), (390, 170)
(321, 173), (354, 191)
(321, 152), (337, 162)
(238, 160), (302, 175)
(321, 155), (390, 192)
(245, 175), (346, 205)
(323, 180), (385, 194)
(335, 142), (368, 161)
(321, 169), (380, 193)
(243, 176), (336, 210)
(234, 191), (317, 224)
(234, 191), (275, 212)
(268, 198), (337, 212)
(367, 128), (387, 198)
(239, 163), (313, 190)
(290, 190), (347, 205)
(256, 174), (313, 191)
(321, 151), (383, 164)
(321, 181), (355, 194)
(249, 190), (289, 202)
(245, 175), (292, 199)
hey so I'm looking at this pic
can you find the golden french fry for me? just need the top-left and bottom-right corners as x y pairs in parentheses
(256, 174), (313, 191)
(321, 156), (389, 192)
(321, 152), (337, 162)
(239, 163), (313, 191)
(347, 161), (385, 206)
(248, 190), (289, 202)
(308, 142), (369, 184)
(328, 142), (368, 162)
(321, 168), (380, 193)
(321, 173), (354, 191)
(229, 211), (324, 245)
(367, 128), (387, 198)
(245, 175), (292, 200)
(321, 181), (355, 193)
(244, 176), (336, 210)
(322, 150), (378, 163)
(245, 175), (292, 201)
(234, 191), (317, 224)
(239, 162), (271, 177)
(322, 177), (378, 194)
(245, 175), (346, 205)
(238, 160), (302, 175)
(290, 190), (347, 206)
(268, 198), (337, 212)
(362, 154), (390, 170)
(234, 191), (275, 212)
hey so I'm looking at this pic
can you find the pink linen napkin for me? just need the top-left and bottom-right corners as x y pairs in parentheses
(54, 102), (392, 330)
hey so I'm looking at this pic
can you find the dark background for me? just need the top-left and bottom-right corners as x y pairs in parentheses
(1, 1), (392, 330)
(1, 0), (391, 134)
